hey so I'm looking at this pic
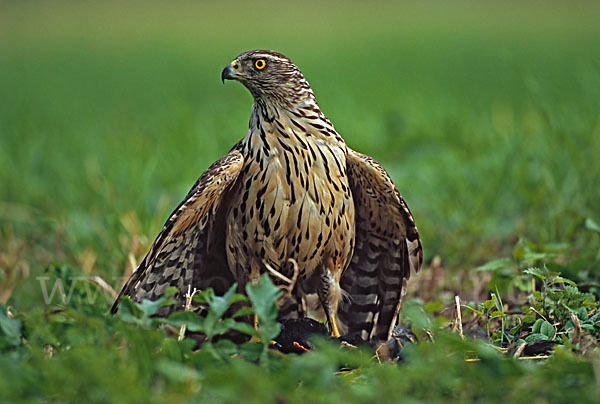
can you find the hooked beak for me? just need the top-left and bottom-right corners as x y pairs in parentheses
(222, 59), (249, 84)
(221, 64), (237, 84)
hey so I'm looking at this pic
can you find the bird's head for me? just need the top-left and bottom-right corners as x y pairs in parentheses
(222, 50), (314, 107)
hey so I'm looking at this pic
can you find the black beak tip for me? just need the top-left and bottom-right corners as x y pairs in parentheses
(221, 64), (233, 84)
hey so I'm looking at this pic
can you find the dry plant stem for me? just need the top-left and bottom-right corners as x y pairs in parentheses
(490, 345), (508, 354)
(529, 306), (549, 322)
(127, 253), (137, 275)
(373, 345), (383, 364)
(264, 262), (292, 285)
(284, 259), (300, 300)
(340, 341), (358, 349)
(514, 342), (527, 358)
(466, 355), (549, 363)
(91, 276), (118, 299)
(518, 355), (550, 360)
(264, 258), (300, 307)
(570, 313), (582, 344)
(178, 284), (198, 342)
(455, 295), (464, 339)
(503, 310), (522, 315)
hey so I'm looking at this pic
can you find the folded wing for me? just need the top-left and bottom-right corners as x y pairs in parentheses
(338, 149), (423, 341)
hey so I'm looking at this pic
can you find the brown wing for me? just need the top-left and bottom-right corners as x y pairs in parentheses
(337, 149), (423, 342)
(110, 145), (245, 315)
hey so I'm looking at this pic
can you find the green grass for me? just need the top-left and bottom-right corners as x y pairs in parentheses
(1, 1), (600, 402)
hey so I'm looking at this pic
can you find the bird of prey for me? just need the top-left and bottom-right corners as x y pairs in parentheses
(111, 50), (422, 342)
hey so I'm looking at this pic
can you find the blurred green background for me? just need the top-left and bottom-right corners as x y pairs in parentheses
(1, 0), (599, 307)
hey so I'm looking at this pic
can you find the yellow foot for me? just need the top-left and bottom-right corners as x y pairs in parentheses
(249, 314), (261, 342)
(248, 314), (278, 344)
(330, 313), (341, 338)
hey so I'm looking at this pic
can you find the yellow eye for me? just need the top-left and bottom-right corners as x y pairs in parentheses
(255, 59), (266, 70)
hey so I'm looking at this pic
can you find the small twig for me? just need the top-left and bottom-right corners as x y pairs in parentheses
(264, 259), (300, 306)
(514, 342), (527, 358)
(503, 310), (523, 315)
(264, 262), (292, 284)
(283, 258), (300, 301)
(455, 295), (464, 339)
(491, 345), (508, 354)
(577, 282), (600, 288)
(518, 355), (550, 360)
(373, 344), (383, 364)
(466, 355), (550, 363)
(340, 340), (358, 350)
(91, 276), (118, 299)
(529, 306), (549, 322)
(178, 285), (198, 341)
(570, 313), (582, 344)
(127, 253), (138, 275)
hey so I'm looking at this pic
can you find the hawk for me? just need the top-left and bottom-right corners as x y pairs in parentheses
(111, 50), (423, 342)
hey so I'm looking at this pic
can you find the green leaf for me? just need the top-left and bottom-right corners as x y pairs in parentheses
(523, 267), (549, 281)
(155, 359), (200, 383)
(212, 318), (239, 335)
(546, 289), (563, 301)
(232, 307), (255, 318)
(0, 309), (22, 346)
(208, 284), (238, 320)
(238, 341), (263, 362)
(214, 339), (238, 357)
(490, 310), (506, 319)
(115, 296), (143, 324)
(160, 299), (177, 308)
(202, 284), (240, 339)
(192, 288), (214, 304)
(525, 333), (549, 343)
(229, 293), (249, 305)
(584, 217), (600, 233)
(532, 318), (544, 334)
(550, 276), (577, 287)
(575, 307), (589, 322)
(162, 311), (206, 333)
(539, 321), (555, 339)
(135, 298), (165, 318)
(402, 300), (432, 330)
(424, 301), (444, 312)
(493, 288), (504, 311)
(483, 297), (496, 310)
(462, 304), (483, 316)
(523, 252), (550, 262)
(474, 258), (513, 272)
(164, 286), (179, 298)
(246, 274), (282, 343)
(224, 320), (258, 338)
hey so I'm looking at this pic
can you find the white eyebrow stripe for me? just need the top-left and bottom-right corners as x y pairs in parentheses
(255, 54), (288, 63)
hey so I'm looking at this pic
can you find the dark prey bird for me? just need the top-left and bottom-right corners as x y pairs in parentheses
(111, 50), (423, 342)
